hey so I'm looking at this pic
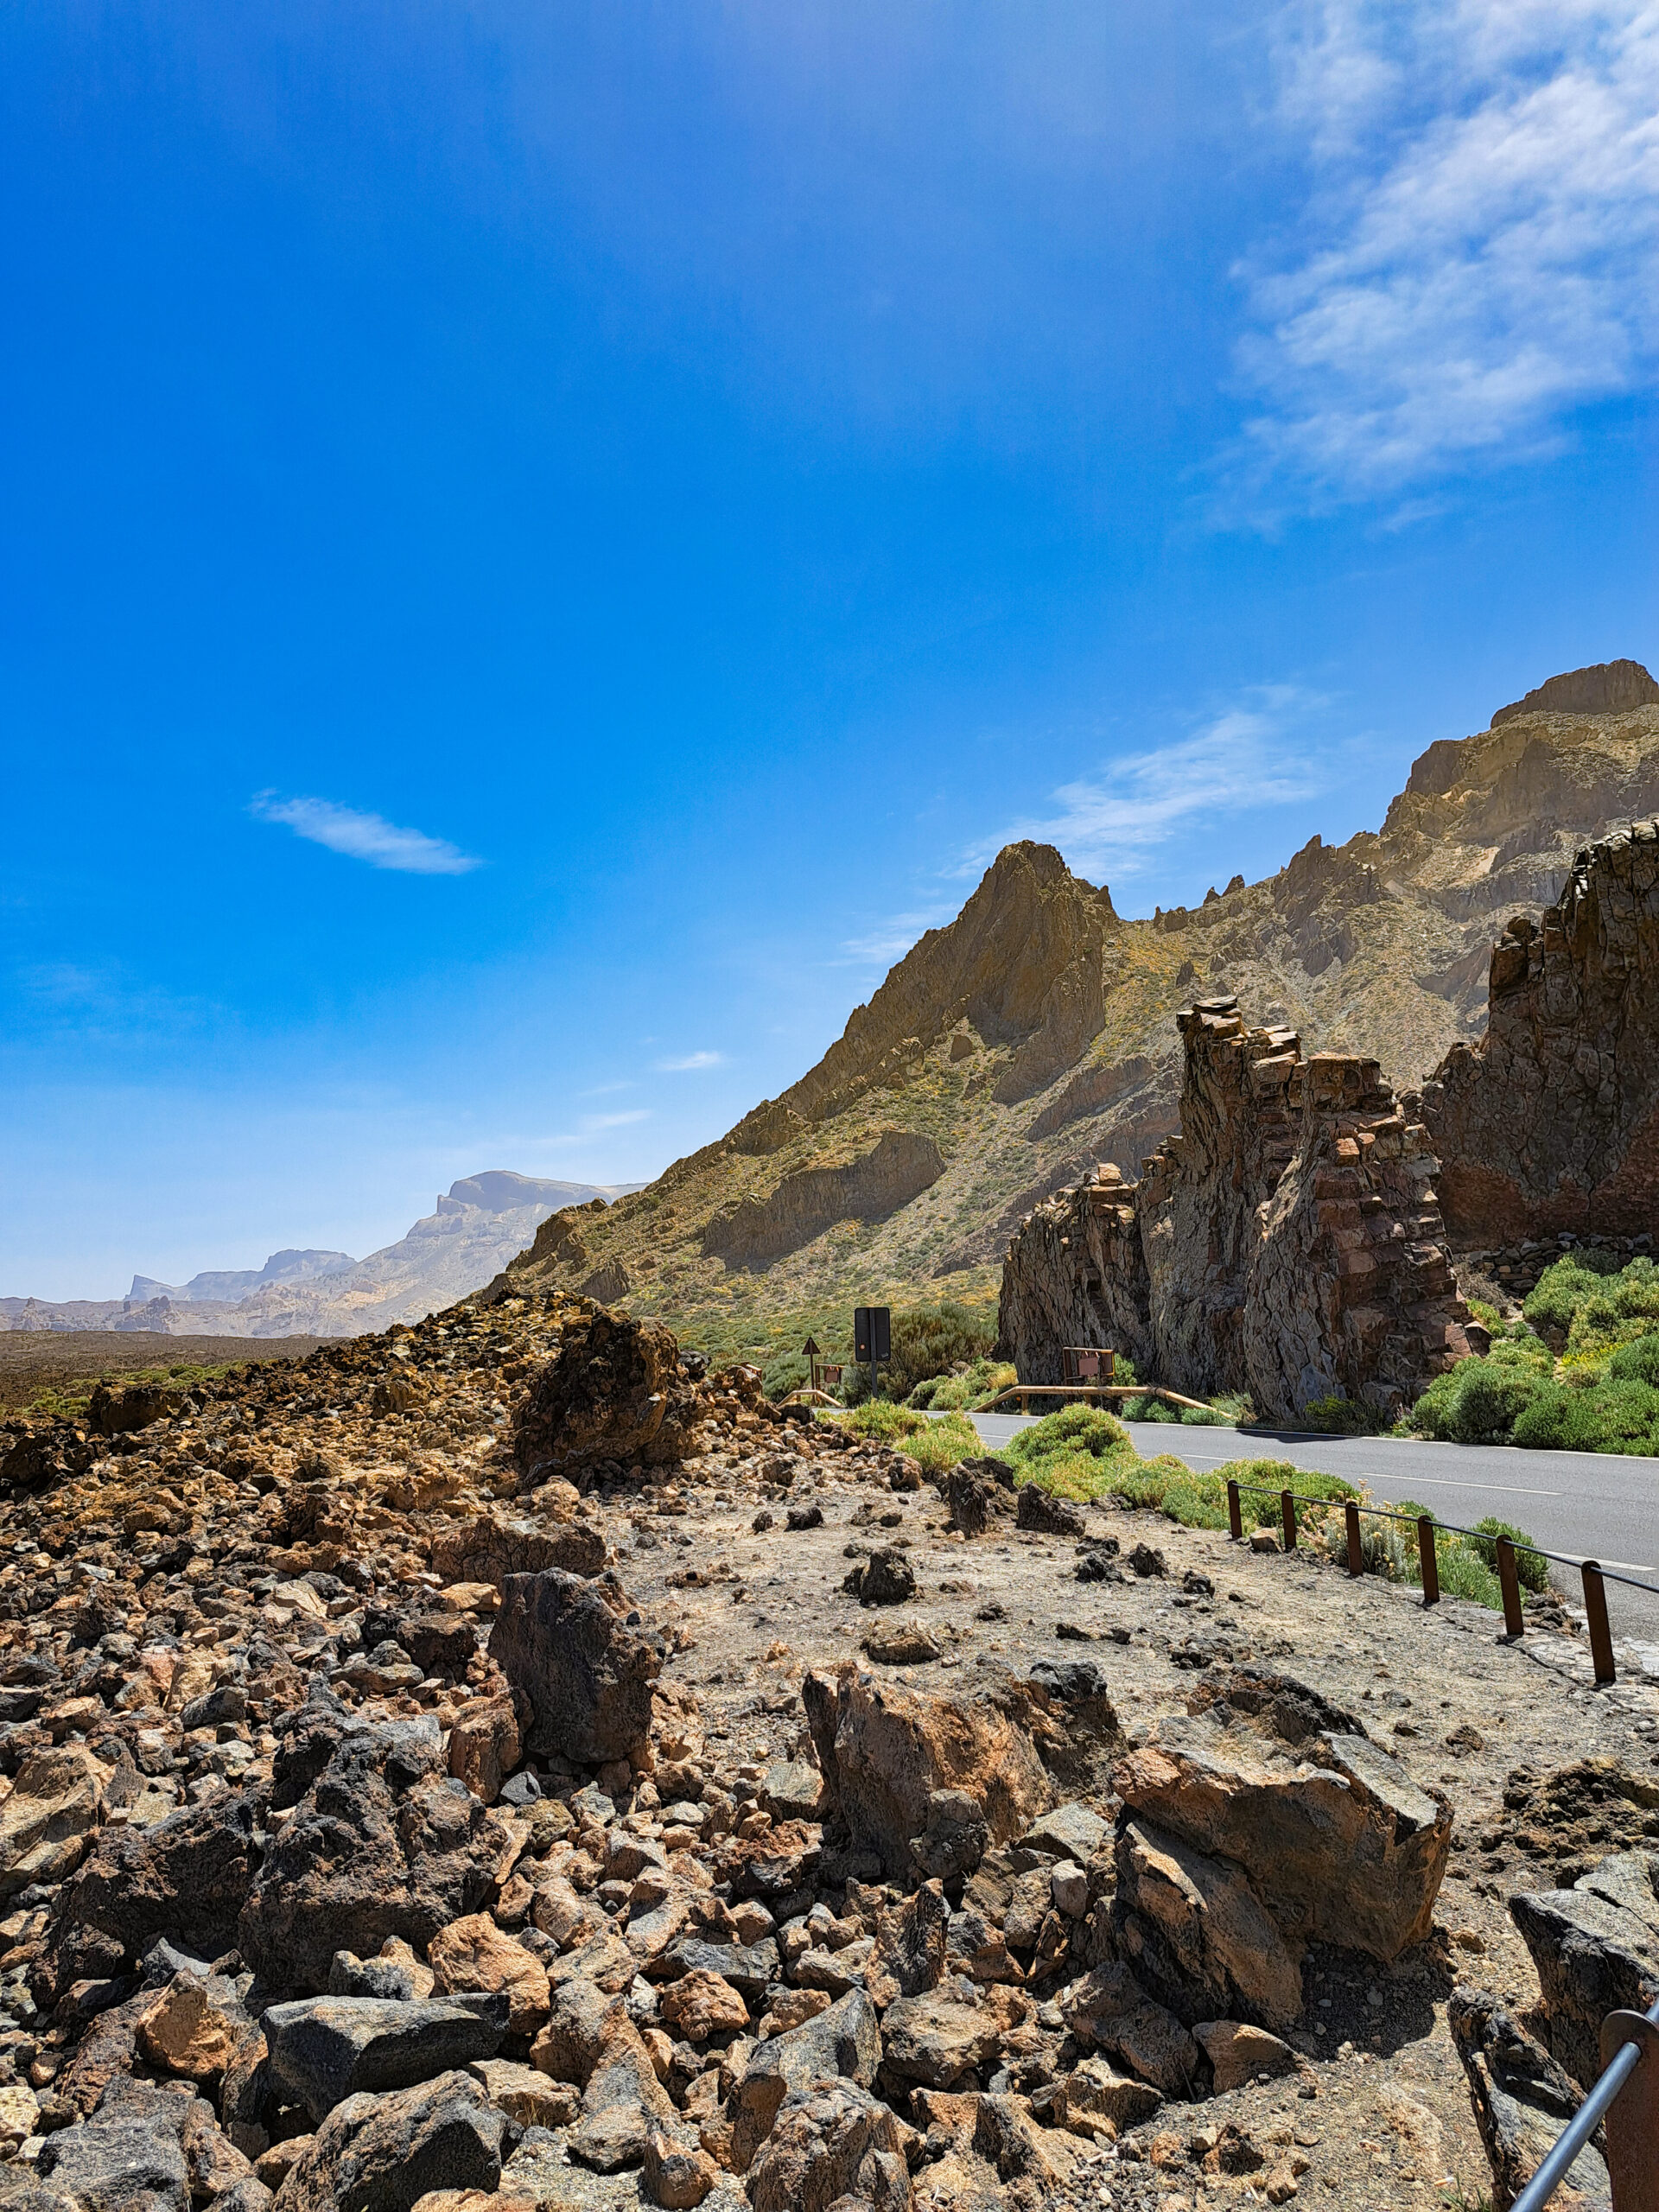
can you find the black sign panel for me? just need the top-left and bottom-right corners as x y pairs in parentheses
(854, 1306), (892, 1363)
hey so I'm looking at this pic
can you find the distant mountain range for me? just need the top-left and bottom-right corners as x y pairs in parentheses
(2, 1173), (644, 1338)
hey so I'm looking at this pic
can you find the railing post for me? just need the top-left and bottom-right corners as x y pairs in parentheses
(1344, 1500), (1363, 1577)
(1599, 2009), (1659, 2212)
(1227, 1480), (1243, 1543)
(1281, 1489), (1297, 1551)
(1581, 1561), (1618, 1686)
(1497, 1535), (1524, 1637)
(1418, 1516), (1440, 1606)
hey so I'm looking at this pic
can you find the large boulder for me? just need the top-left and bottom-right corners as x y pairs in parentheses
(512, 1310), (703, 1478)
(802, 1664), (1052, 1883)
(746, 2081), (912, 2212)
(49, 1789), (262, 1989)
(238, 1719), (505, 1992)
(1509, 1851), (1659, 2089)
(1112, 1669), (1451, 1971)
(429, 1510), (606, 1588)
(34, 2077), (253, 2212)
(1113, 1817), (1304, 2032)
(488, 1570), (663, 1769)
(731, 1989), (882, 2172)
(262, 1996), (508, 2122)
(267, 2070), (509, 2212)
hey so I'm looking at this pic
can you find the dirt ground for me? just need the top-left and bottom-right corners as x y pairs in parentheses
(0, 1330), (330, 1410)
(612, 1439), (1659, 2209)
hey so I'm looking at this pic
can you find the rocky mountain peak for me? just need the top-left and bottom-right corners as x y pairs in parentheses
(1491, 658), (1658, 726)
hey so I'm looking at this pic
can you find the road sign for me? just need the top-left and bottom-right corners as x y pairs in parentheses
(802, 1335), (821, 1357)
(854, 1306), (891, 1363)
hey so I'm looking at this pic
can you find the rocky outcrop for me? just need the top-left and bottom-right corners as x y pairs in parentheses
(1001, 996), (1477, 1422)
(488, 1567), (664, 1769)
(1419, 823), (1659, 1243)
(512, 1307), (704, 1475)
(1491, 658), (1659, 725)
(1509, 1848), (1659, 2090)
(779, 840), (1119, 1123)
(702, 1130), (945, 1271)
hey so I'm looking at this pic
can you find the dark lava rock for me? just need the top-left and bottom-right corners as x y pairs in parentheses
(842, 1548), (917, 1607)
(1016, 1487), (1085, 1538)
(238, 1719), (505, 1992)
(488, 1569), (663, 1769)
(264, 1995), (508, 2122)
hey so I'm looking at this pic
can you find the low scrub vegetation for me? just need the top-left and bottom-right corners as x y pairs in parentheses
(906, 1357), (1018, 1410)
(1406, 1252), (1659, 1453)
(830, 1401), (982, 1475)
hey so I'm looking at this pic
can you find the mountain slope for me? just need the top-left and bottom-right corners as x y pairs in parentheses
(496, 672), (1659, 1359)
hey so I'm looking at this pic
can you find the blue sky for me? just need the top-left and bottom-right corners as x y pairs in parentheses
(4, 0), (1656, 1297)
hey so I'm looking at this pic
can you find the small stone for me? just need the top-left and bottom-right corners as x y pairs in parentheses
(1051, 1861), (1090, 1916)
(659, 1970), (749, 2043)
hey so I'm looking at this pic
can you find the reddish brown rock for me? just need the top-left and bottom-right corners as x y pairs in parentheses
(803, 1663), (1052, 1882)
(1001, 997), (1478, 1425)
(1420, 823), (1659, 1243)
(428, 1914), (550, 2036)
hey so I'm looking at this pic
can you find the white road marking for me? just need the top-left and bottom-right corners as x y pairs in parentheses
(1171, 1454), (1565, 1498)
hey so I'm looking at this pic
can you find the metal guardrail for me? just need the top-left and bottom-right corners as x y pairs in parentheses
(983, 1382), (1215, 1414)
(1224, 1476), (1659, 1686)
(1227, 1477), (1659, 2207)
(1510, 1992), (1659, 2212)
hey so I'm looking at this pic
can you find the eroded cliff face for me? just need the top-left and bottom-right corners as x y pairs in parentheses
(1418, 823), (1659, 1244)
(1000, 999), (1476, 1423)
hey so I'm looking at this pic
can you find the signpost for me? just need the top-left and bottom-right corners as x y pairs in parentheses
(802, 1336), (843, 1395)
(854, 1305), (891, 1402)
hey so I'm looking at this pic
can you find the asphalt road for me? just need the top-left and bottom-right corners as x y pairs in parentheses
(962, 1411), (1659, 1643)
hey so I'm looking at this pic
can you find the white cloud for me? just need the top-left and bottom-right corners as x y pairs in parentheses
(1232, 0), (1659, 505)
(583, 1109), (652, 1129)
(831, 912), (956, 969)
(251, 792), (482, 875)
(971, 688), (1332, 883)
(654, 1050), (724, 1071)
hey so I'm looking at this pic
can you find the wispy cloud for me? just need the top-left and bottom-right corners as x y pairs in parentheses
(585, 1109), (652, 1129)
(830, 912), (956, 970)
(654, 1050), (724, 1071)
(1229, 0), (1659, 508)
(251, 792), (482, 875)
(970, 689), (1333, 884)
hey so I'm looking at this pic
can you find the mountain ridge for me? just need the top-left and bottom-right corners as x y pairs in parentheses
(3, 1173), (643, 1338)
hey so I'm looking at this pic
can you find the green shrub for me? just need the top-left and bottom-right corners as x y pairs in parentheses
(1468, 1516), (1550, 1592)
(1003, 1405), (1144, 1502)
(1609, 1332), (1659, 1386)
(1179, 1403), (1226, 1426)
(1300, 1394), (1387, 1435)
(872, 1301), (998, 1402)
(909, 1357), (1017, 1411)
(762, 1351), (810, 1402)
(1434, 1538), (1503, 1609)
(832, 1401), (982, 1474)
(1409, 1357), (1547, 1444)
(1523, 1252), (1622, 1335)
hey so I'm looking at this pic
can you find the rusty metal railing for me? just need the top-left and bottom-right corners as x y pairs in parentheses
(1224, 1477), (1659, 1688)
(1509, 1990), (1659, 2211)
